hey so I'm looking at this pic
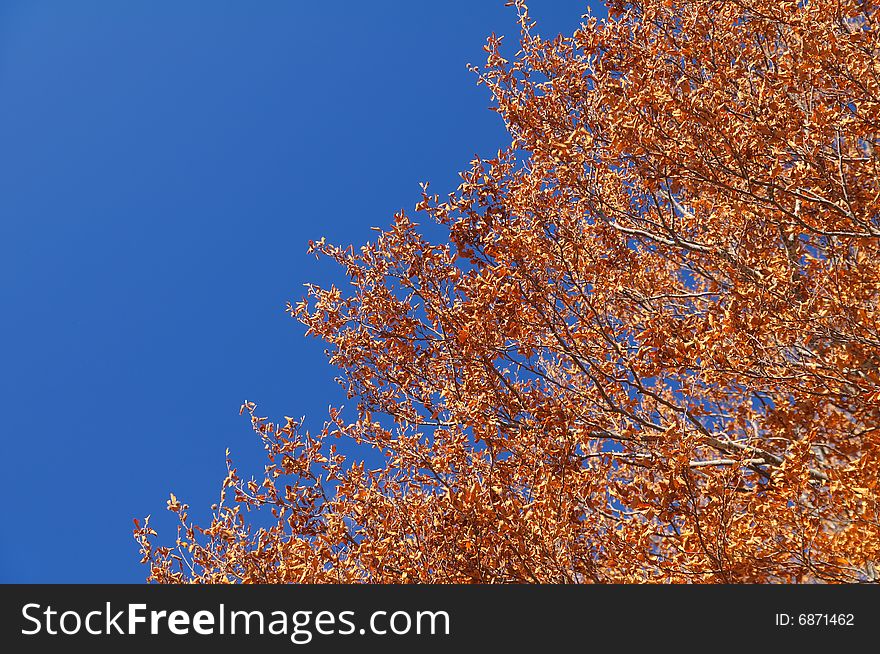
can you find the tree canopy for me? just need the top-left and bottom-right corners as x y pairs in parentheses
(136, 0), (880, 583)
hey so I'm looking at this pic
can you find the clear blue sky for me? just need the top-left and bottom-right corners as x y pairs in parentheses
(0, 1), (597, 582)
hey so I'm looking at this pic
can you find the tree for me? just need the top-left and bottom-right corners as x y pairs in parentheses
(136, 0), (880, 583)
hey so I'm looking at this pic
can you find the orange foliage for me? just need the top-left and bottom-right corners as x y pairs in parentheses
(136, 0), (880, 583)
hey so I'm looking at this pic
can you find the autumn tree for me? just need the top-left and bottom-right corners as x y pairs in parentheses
(136, 0), (880, 583)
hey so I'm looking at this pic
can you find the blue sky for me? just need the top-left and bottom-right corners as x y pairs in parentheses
(0, 1), (597, 582)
